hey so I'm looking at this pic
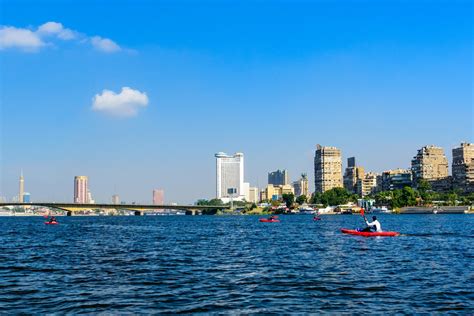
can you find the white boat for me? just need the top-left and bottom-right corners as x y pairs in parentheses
(370, 206), (391, 213)
(299, 207), (316, 215)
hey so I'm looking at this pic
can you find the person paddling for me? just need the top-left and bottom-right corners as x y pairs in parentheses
(49, 216), (57, 223)
(360, 215), (381, 232)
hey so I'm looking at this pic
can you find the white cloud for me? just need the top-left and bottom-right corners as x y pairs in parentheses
(0, 21), (122, 53)
(91, 36), (121, 53)
(37, 22), (76, 40)
(0, 26), (44, 51)
(92, 87), (149, 117)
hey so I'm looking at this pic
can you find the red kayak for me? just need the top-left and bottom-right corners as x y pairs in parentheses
(313, 217), (321, 221)
(259, 218), (280, 223)
(44, 222), (59, 225)
(341, 229), (399, 237)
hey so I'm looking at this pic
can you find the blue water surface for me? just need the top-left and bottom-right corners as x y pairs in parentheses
(0, 214), (473, 314)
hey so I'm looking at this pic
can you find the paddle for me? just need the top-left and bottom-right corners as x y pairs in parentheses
(360, 207), (367, 231)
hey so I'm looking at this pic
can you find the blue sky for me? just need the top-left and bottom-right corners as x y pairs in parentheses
(0, 0), (472, 203)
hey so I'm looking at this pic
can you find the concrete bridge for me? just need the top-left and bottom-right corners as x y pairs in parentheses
(0, 202), (230, 216)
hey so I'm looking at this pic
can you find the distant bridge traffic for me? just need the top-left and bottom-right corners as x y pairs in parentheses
(0, 202), (230, 215)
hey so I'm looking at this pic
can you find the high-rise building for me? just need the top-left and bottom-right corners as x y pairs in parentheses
(381, 169), (412, 191)
(268, 169), (289, 185)
(293, 173), (309, 197)
(356, 172), (379, 197)
(343, 157), (365, 194)
(452, 142), (474, 193)
(411, 145), (449, 186)
(23, 192), (31, 203)
(19, 170), (24, 204)
(215, 152), (246, 202)
(74, 176), (89, 203)
(347, 157), (356, 168)
(153, 189), (164, 205)
(112, 194), (120, 204)
(314, 145), (342, 193)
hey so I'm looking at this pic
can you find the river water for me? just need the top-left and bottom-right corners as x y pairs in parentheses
(0, 214), (473, 313)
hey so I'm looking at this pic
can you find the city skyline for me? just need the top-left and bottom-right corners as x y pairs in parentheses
(1, 1), (472, 203)
(4, 141), (473, 204)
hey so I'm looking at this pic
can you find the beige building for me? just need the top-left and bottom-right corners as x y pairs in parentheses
(343, 157), (364, 194)
(293, 173), (309, 197)
(411, 145), (449, 186)
(314, 145), (342, 193)
(260, 184), (294, 201)
(452, 143), (474, 193)
(247, 187), (259, 203)
(357, 172), (378, 197)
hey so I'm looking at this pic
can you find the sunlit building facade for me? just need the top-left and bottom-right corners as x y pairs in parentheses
(314, 145), (342, 193)
(74, 176), (89, 204)
(452, 142), (474, 193)
(215, 152), (246, 202)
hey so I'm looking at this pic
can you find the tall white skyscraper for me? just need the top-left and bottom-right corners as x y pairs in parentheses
(215, 152), (247, 202)
(19, 170), (24, 203)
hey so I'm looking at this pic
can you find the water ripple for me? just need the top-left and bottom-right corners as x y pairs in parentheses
(0, 215), (473, 313)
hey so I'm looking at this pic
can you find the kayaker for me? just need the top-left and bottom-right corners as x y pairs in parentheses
(49, 216), (57, 223)
(361, 216), (381, 232)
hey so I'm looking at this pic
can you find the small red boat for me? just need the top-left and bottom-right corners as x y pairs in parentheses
(259, 216), (280, 223)
(341, 228), (399, 237)
(44, 222), (59, 225)
(313, 217), (321, 221)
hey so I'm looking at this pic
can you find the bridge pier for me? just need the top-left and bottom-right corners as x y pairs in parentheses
(134, 211), (142, 216)
(67, 211), (72, 216)
(185, 209), (201, 216)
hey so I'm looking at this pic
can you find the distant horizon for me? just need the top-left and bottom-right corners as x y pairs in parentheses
(1, 141), (471, 204)
(1, 0), (472, 203)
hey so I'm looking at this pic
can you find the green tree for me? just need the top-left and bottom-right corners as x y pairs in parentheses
(417, 179), (432, 192)
(282, 193), (295, 208)
(447, 192), (458, 206)
(320, 188), (351, 206)
(208, 198), (224, 206)
(196, 199), (209, 206)
(375, 191), (393, 207)
(391, 189), (402, 208)
(467, 193), (474, 204)
(296, 195), (307, 205)
(417, 179), (433, 205)
(400, 187), (418, 207)
(311, 192), (322, 204)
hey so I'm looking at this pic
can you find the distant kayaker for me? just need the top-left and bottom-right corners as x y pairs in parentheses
(361, 216), (381, 232)
(49, 216), (57, 223)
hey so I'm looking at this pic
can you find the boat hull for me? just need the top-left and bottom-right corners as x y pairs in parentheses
(259, 219), (280, 223)
(341, 228), (399, 237)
